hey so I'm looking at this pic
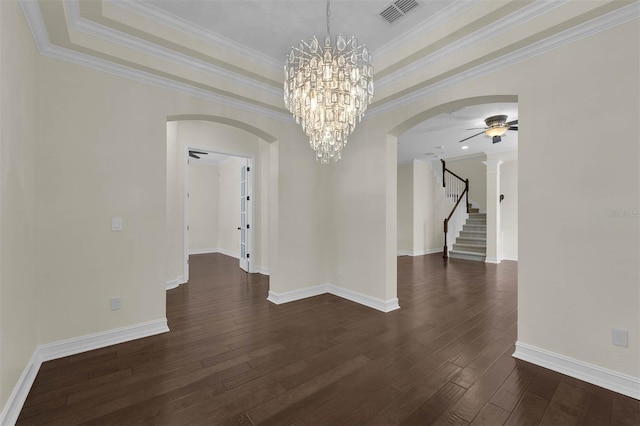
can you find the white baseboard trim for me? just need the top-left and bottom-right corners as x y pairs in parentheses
(397, 248), (443, 257)
(166, 275), (185, 290)
(187, 248), (240, 259)
(501, 255), (519, 261)
(188, 248), (218, 255)
(0, 318), (169, 425)
(513, 341), (640, 400)
(216, 248), (240, 259)
(326, 284), (400, 313)
(425, 248), (444, 255)
(38, 319), (169, 362)
(267, 285), (326, 305)
(267, 284), (400, 313)
(485, 257), (501, 264)
(0, 350), (40, 426)
(255, 266), (270, 276)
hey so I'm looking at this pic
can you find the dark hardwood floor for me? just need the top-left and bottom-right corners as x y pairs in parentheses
(18, 253), (639, 425)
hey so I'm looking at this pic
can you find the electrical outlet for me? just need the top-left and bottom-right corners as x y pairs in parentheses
(110, 297), (121, 311)
(612, 328), (628, 348)
(111, 217), (123, 232)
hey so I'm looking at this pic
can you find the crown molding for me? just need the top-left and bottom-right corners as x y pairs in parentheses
(19, 0), (49, 56)
(110, 0), (282, 74)
(66, 0), (282, 98)
(21, 0), (638, 127)
(367, 2), (640, 119)
(19, 1), (291, 123)
(374, 0), (481, 62)
(376, 0), (568, 91)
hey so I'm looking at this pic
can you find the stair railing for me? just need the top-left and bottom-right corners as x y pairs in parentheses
(442, 159), (469, 258)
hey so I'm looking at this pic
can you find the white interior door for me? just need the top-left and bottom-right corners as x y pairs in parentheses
(239, 162), (251, 272)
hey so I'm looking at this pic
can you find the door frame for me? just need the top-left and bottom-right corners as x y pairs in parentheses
(184, 144), (255, 282)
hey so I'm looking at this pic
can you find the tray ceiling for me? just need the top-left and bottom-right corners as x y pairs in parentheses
(20, 0), (639, 160)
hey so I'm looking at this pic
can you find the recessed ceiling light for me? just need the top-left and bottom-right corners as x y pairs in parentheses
(435, 146), (444, 150)
(461, 145), (469, 150)
(424, 152), (434, 156)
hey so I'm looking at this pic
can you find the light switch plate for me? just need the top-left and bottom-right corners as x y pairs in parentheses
(612, 328), (628, 348)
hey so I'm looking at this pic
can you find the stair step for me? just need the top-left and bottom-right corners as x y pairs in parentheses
(459, 230), (486, 237)
(452, 244), (486, 254)
(456, 237), (487, 244)
(463, 226), (486, 232)
(448, 250), (485, 262)
(468, 208), (480, 213)
(451, 211), (487, 258)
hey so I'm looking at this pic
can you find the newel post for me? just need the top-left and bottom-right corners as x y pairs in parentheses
(443, 218), (449, 258)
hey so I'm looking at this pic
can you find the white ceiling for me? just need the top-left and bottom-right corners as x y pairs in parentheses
(397, 102), (518, 163)
(140, 0), (454, 61)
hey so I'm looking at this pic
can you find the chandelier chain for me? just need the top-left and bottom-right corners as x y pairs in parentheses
(326, 0), (331, 35)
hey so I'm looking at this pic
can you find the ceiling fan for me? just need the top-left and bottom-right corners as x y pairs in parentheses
(459, 115), (518, 144)
(189, 150), (208, 159)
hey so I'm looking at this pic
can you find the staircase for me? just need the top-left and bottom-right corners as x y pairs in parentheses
(449, 207), (486, 262)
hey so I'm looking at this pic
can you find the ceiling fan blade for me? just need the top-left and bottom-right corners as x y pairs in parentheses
(492, 136), (502, 143)
(458, 131), (485, 143)
(189, 150), (208, 155)
(508, 126), (518, 131)
(189, 153), (200, 159)
(506, 119), (518, 126)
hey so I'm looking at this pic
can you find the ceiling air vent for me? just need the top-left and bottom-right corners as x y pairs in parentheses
(379, 0), (420, 24)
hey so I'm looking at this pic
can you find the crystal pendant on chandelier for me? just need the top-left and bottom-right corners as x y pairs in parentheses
(283, 1), (374, 164)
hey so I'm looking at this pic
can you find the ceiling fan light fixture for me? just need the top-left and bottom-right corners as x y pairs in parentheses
(485, 126), (509, 138)
(483, 114), (509, 138)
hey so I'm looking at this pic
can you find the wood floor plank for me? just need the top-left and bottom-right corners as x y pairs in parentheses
(303, 355), (415, 425)
(489, 360), (537, 412)
(609, 393), (640, 426)
(399, 381), (467, 425)
(246, 355), (371, 424)
(444, 352), (517, 423)
(366, 361), (462, 425)
(16, 253), (634, 426)
(451, 338), (514, 389)
(469, 402), (510, 426)
(505, 392), (550, 426)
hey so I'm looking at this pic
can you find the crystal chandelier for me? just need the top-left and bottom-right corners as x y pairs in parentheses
(284, 0), (374, 164)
